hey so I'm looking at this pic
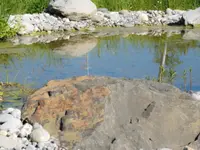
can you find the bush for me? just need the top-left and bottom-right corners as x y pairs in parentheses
(0, 17), (18, 41)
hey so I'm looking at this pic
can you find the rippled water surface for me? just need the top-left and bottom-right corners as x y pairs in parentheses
(1, 27), (200, 107)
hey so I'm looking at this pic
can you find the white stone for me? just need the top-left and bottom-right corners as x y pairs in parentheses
(22, 14), (32, 22)
(2, 108), (14, 114)
(48, 0), (97, 16)
(20, 123), (33, 137)
(0, 114), (22, 131)
(183, 7), (200, 26)
(91, 14), (104, 23)
(34, 26), (40, 32)
(119, 10), (130, 15)
(0, 130), (7, 136)
(63, 18), (70, 23)
(9, 133), (18, 139)
(39, 13), (46, 21)
(41, 22), (53, 31)
(166, 8), (173, 15)
(138, 13), (149, 22)
(19, 22), (35, 34)
(109, 12), (120, 22)
(191, 91), (200, 100)
(26, 145), (36, 150)
(45, 14), (58, 25)
(33, 123), (42, 129)
(31, 127), (50, 142)
(11, 109), (21, 119)
(0, 135), (22, 149)
(38, 142), (45, 148)
(7, 128), (20, 136)
(0, 113), (14, 122)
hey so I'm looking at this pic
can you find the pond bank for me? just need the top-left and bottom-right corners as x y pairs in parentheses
(7, 6), (200, 36)
(8, 8), (184, 35)
(8, 26), (200, 46)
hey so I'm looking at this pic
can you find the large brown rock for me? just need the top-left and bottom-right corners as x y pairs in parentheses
(22, 76), (200, 150)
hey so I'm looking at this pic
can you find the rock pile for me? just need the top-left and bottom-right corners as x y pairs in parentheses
(0, 108), (60, 150)
(8, 9), (185, 35)
(6, 0), (200, 35)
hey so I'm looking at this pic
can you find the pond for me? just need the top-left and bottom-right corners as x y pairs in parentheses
(0, 27), (200, 108)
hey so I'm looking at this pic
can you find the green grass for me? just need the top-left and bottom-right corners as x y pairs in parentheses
(92, 0), (200, 11)
(0, 0), (49, 16)
(0, 0), (199, 17)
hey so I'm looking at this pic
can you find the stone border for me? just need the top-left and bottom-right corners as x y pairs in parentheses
(8, 8), (186, 35)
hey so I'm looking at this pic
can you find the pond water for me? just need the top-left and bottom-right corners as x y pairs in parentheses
(1, 27), (200, 107)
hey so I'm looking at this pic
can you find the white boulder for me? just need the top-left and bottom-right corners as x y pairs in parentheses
(30, 126), (50, 142)
(47, 0), (97, 17)
(183, 7), (200, 26)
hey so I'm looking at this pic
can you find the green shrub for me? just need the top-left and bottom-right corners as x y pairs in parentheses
(0, 17), (18, 41)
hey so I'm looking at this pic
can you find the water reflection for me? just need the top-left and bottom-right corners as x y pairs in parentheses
(0, 29), (200, 92)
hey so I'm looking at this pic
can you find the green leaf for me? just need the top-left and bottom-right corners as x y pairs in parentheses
(0, 91), (3, 96)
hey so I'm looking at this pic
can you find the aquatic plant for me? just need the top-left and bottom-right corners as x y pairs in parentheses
(189, 67), (192, 91)
(0, 82), (35, 109)
(0, 85), (3, 101)
(145, 76), (157, 81)
(158, 65), (165, 83)
(168, 69), (177, 84)
(181, 69), (187, 91)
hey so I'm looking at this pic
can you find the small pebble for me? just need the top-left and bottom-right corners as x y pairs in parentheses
(0, 130), (7, 136)
(33, 123), (42, 129)
(11, 109), (21, 119)
(0, 108), (59, 150)
(31, 127), (50, 142)
(26, 145), (36, 150)
(20, 123), (33, 137)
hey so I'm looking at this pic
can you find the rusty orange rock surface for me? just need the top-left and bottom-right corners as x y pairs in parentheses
(22, 76), (110, 147)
